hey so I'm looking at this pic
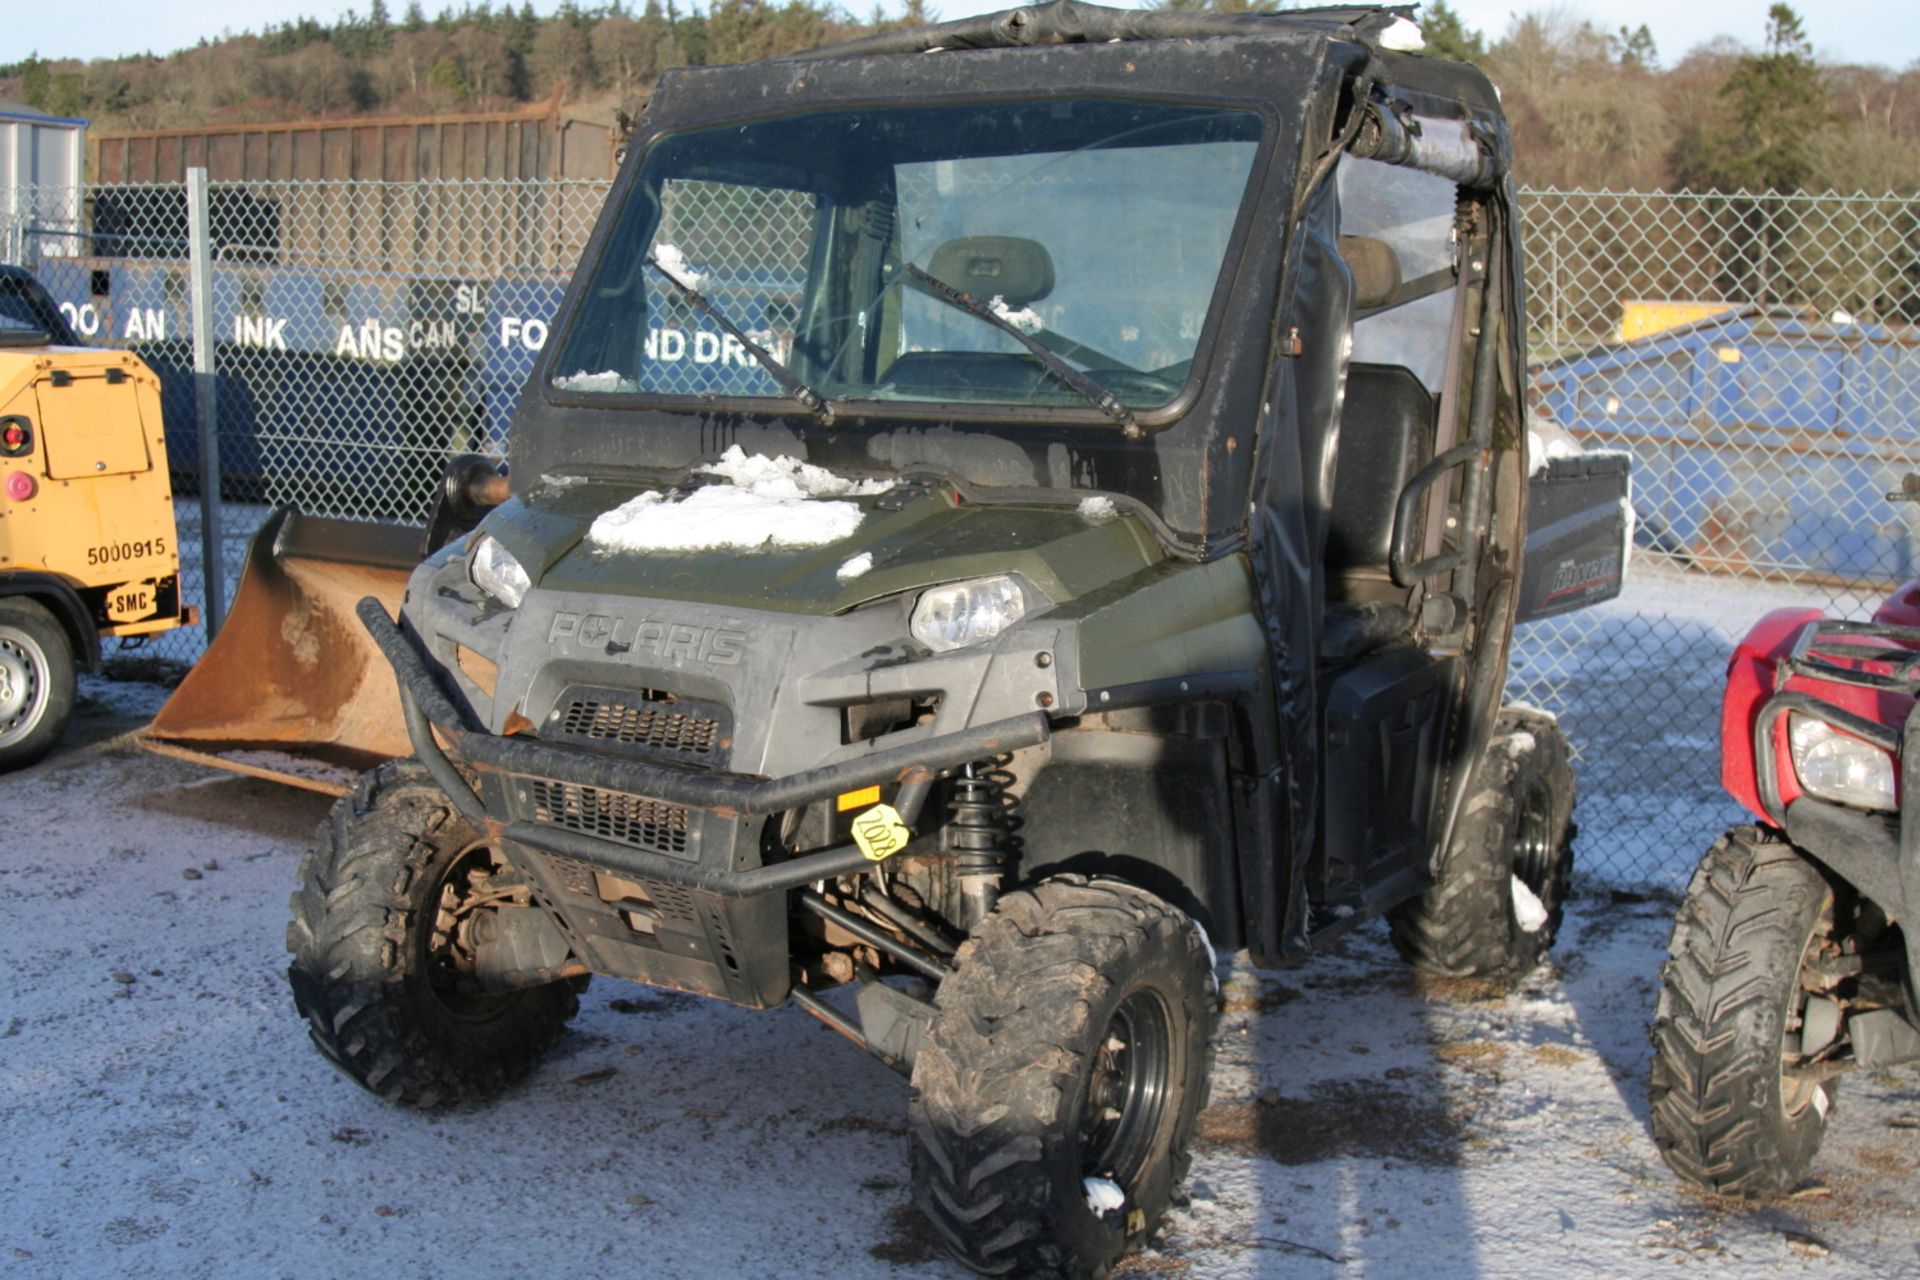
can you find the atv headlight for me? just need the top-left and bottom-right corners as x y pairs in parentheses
(1789, 713), (1896, 811)
(910, 575), (1030, 652)
(470, 535), (531, 609)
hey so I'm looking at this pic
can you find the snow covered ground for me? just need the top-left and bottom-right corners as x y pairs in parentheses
(1511, 556), (1881, 890)
(4, 710), (1919, 1278)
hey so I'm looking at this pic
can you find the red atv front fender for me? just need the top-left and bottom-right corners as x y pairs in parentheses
(1721, 608), (1825, 823)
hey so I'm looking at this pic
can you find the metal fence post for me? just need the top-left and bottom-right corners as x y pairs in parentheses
(185, 167), (226, 639)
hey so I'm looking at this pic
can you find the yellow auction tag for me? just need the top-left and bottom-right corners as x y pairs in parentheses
(849, 804), (911, 862)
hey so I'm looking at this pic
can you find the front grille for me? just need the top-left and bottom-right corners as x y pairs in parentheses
(524, 778), (691, 856)
(548, 684), (730, 765)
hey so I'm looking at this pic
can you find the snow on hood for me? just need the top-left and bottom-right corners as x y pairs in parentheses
(587, 446), (894, 554)
(1077, 495), (1118, 523)
(698, 444), (893, 500)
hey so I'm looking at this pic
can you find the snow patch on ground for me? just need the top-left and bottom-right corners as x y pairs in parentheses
(651, 242), (703, 290)
(1082, 1176), (1126, 1215)
(987, 295), (1043, 334)
(835, 552), (873, 582)
(75, 673), (170, 721)
(1512, 875), (1550, 933)
(8, 738), (1920, 1280)
(588, 446), (892, 554)
(1077, 495), (1118, 523)
(551, 369), (637, 393)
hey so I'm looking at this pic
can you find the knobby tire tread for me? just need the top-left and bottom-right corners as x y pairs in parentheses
(909, 876), (1214, 1279)
(1387, 706), (1577, 979)
(286, 759), (580, 1107)
(1649, 827), (1831, 1197)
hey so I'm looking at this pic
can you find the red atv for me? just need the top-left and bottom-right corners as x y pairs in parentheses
(1652, 477), (1920, 1196)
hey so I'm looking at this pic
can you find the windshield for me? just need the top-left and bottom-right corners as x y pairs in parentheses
(550, 99), (1264, 414)
(0, 279), (57, 341)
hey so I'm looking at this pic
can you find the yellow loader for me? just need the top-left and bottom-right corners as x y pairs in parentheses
(0, 267), (193, 767)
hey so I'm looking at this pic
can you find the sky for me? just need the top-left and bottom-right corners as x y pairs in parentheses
(9, 0), (1918, 70)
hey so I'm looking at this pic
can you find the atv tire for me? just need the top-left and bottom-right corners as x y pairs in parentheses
(287, 759), (582, 1106)
(0, 597), (76, 771)
(1650, 828), (1834, 1197)
(1388, 705), (1576, 979)
(909, 876), (1215, 1279)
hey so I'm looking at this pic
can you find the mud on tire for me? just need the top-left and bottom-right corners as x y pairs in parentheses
(286, 758), (581, 1107)
(909, 876), (1215, 1280)
(1650, 828), (1834, 1197)
(1388, 705), (1576, 979)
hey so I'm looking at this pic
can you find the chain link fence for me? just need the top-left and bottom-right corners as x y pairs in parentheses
(3, 176), (1917, 888)
(1509, 189), (1920, 886)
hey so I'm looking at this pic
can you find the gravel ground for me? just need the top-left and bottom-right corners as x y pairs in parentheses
(4, 692), (1920, 1278)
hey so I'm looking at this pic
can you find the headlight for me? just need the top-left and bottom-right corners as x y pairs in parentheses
(910, 575), (1030, 652)
(1789, 713), (1896, 811)
(470, 535), (531, 609)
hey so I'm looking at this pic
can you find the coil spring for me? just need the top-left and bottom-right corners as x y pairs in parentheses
(948, 755), (1023, 873)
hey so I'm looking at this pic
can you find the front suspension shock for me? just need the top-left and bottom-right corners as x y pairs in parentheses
(947, 756), (1021, 930)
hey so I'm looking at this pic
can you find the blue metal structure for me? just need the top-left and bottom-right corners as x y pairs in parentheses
(1533, 306), (1920, 584)
(23, 256), (790, 519)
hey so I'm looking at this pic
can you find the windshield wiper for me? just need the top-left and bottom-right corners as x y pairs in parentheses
(899, 262), (1141, 438)
(646, 255), (836, 425)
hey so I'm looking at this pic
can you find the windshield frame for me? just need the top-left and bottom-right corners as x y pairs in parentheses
(539, 90), (1278, 434)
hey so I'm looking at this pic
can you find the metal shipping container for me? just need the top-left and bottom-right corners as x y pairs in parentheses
(90, 96), (615, 185)
(1534, 305), (1920, 585)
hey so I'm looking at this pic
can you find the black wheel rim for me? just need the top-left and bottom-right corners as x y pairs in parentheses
(1078, 988), (1174, 1186)
(1512, 778), (1556, 902)
(422, 840), (518, 1021)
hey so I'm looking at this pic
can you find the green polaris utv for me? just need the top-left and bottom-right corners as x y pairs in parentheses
(271, 3), (1628, 1274)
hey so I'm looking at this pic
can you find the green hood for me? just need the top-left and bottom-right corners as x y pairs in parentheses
(480, 477), (1167, 616)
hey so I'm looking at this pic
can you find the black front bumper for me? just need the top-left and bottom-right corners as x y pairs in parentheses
(358, 596), (1051, 896)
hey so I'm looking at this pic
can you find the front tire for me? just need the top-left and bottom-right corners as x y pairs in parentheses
(1650, 828), (1834, 1197)
(0, 597), (76, 770)
(286, 759), (582, 1107)
(1388, 705), (1576, 978)
(909, 876), (1215, 1279)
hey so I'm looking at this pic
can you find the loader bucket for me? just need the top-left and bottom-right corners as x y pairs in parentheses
(140, 508), (424, 795)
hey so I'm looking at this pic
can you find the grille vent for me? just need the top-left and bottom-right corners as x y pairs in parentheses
(551, 686), (727, 763)
(524, 778), (691, 857)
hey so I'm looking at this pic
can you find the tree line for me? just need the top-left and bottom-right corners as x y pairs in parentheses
(3, 1), (1915, 195)
(3, 0), (928, 130)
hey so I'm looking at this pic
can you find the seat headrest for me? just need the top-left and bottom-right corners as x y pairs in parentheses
(1340, 235), (1403, 311)
(927, 236), (1056, 308)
